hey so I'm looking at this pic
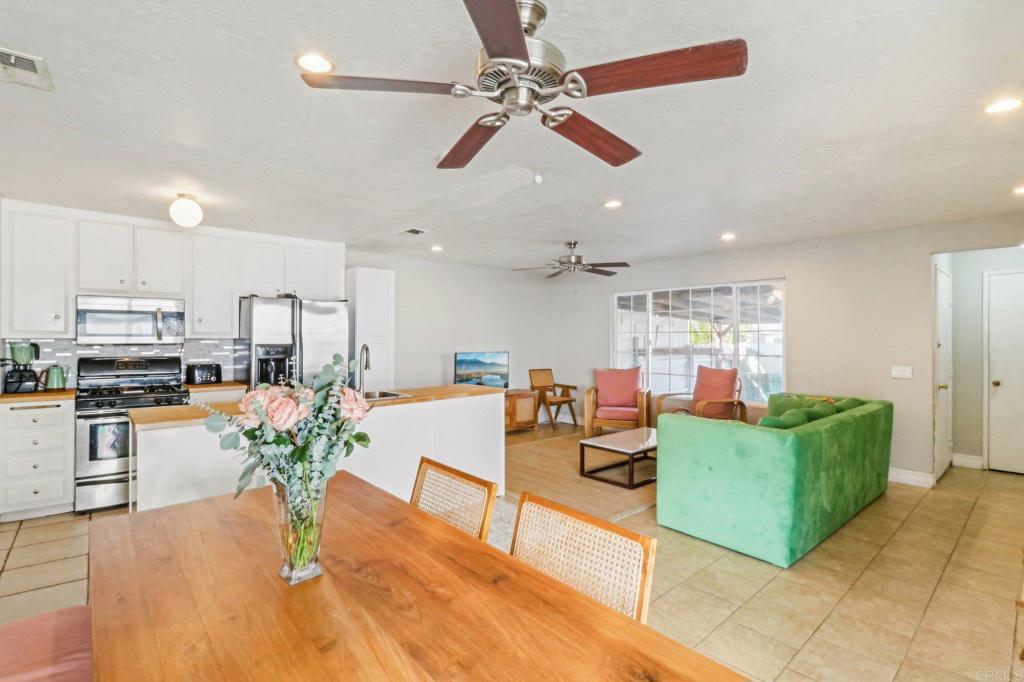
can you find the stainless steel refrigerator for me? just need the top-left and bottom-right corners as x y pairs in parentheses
(235, 295), (349, 388)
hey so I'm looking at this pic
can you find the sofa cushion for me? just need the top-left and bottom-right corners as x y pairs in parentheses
(594, 368), (642, 407)
(692, 366), (738, 419)
(835, 397), (865, 412)
(758, 408), (809, 430)
(767, 393), (832, 417)
(807, 402), (838, 421)
(0, 605), (92, 681)
(595, 406), (639, 421)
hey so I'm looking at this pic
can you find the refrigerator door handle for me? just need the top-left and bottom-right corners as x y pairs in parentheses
(294, 298), (303, 384)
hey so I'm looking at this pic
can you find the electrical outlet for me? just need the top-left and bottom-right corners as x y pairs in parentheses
(890, 366), (913, 380)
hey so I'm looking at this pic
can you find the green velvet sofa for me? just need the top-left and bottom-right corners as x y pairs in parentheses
(656, 393), (893, 568)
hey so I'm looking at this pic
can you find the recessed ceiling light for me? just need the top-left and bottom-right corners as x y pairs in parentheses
(721, 232), (737, 242)
(534, 173), (544, 185)
(985, 98), (1022, 114)
(603, 199), (623, 209)
(296, 52), (333, 74)
(169, 194), (203, 228)
(431, 245), (444, 253)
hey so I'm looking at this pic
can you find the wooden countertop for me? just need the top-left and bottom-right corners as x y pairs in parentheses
(90, 472), (742, 681)
(130, 385), (504, 430)
(185, 381), (248, 394)
(0, 389), (76, 404)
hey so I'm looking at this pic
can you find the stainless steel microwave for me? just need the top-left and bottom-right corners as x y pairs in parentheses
(76, 296), (186, 344)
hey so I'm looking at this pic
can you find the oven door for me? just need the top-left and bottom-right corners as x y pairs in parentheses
(76, 296), (186, 345)
(75, 412), (131, 478)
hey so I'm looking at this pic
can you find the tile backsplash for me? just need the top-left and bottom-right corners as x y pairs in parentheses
(2, 338), (248, 386)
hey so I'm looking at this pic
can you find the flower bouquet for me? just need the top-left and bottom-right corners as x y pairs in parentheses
(204, 353), (370, 585)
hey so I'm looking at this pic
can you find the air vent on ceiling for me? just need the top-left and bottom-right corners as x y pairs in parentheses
(400, 228), (429, 236)
(0, 47), (54, 91)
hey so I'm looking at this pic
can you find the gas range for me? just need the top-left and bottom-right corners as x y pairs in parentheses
(75, 356), (190, 414)
(76, 383), (190, 412)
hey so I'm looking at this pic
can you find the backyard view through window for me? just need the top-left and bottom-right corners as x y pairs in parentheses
(612, 280), (784, 403)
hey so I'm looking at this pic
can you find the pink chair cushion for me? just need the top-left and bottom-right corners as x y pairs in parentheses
(691, 365), (738, 419)
(594, 367), (642, 407)
(595, 406), (640, 421)
(0, 605), (92, 681)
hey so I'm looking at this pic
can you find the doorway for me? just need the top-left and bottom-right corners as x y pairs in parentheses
(985, 270), (1024, 473)
(933, 264), (953, 479)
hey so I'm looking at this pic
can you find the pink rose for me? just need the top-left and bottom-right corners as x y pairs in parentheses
(238, 389), (271, 428)
(337, 388), (369, 424)
(266, 396), (301, 432)
(295, 387), (314, 420)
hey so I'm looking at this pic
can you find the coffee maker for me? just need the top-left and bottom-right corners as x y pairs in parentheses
(3, 341), (40, 393)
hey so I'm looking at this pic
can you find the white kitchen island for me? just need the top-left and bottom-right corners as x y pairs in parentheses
(129, 385), (505, 512)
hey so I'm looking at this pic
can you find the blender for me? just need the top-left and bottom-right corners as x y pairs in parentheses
(3, 341), (40, 393)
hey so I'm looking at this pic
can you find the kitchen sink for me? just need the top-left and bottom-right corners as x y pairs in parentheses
(362, 390), (409, 402)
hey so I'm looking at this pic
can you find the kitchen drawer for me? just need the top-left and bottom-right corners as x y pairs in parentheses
(5, 452), (66, 478)
(1, 402), (70, 430)
(2, 430), (68, 454)
(5, 476), (67, 507)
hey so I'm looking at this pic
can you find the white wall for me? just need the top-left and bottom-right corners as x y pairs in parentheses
(950, 246), (1024, 457)
(542, 213), (1024, 476)
(345, 249), (551, 391)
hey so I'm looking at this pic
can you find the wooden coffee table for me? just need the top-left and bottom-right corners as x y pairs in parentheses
(579, 427), (657, 489)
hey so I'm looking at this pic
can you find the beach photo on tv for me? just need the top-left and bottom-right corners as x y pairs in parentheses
(454, 351), (509, 388)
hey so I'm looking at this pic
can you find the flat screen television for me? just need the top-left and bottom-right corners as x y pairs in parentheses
(454, 351), (509, 389)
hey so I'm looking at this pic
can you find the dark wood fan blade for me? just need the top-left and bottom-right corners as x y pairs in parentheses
(545, 269), (566, 279)
(587, 262), (630, 268)
(566, 39), (747, 97)
(301, 73), (454, 95)
(437, 116), (504, 169)
(462, 0), (530, 63)
(586, 268), (618, 277)
(541, 109), (641, 167)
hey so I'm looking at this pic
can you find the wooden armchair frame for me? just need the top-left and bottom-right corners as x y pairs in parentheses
(654, 376), (747, 422)
(584, 386), (651, 437)
(529, 369), (578, 428)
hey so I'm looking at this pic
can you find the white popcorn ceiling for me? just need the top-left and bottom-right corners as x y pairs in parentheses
(0, 0), (1021, 268)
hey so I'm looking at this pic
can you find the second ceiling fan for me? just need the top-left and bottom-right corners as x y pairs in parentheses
(302, 0), (748, 169)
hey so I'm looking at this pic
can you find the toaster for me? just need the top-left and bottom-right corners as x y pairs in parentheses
(186, 363), (222, 385)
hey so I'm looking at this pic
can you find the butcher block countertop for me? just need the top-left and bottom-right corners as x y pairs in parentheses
(0, 389), (76, 404)
(129, 385), (505, 431)
(185, 381), (248, 393)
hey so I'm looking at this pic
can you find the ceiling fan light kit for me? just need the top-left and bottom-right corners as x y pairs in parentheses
(514, 240), (631, 278)
(302, 0), (747, 169)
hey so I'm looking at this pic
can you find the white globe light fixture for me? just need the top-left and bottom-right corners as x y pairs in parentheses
(169, 194), (203, 228)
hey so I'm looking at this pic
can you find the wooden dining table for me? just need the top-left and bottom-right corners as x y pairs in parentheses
(89, 471), (744, 681)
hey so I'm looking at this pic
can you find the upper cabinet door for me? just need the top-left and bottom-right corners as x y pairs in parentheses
(285, 245), (336, 300)
(5, 213), (74, 336)
(190, 235), (235, 337)
(235, 240), (286, 298)
(78, 221), (133, 291)
(135, 227), (185, 295)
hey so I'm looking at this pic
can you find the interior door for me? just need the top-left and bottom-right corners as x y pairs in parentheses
(933, 266), (953, 478)
(987, 271), (1024, 473)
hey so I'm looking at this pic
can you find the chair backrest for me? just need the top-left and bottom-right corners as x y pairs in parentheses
(529, 368), (555, 390)
(510, 492), (656, 622)
(594, 367), (642, 407)
(410, 457), (498, 541)
(692, 366), (740, 419)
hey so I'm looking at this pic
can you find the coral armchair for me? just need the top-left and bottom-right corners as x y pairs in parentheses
(584, 367), (650, 437)
(655, 365), (747, 422)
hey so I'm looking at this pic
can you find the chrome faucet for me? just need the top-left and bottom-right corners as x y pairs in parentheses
(357, 344), (371, 394)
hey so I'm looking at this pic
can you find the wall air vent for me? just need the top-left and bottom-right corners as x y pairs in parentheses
(0, 48), (54, 91)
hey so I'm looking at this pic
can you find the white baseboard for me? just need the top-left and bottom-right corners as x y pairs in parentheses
(952, 453), (984, 469)
(888, 467), (936, 488)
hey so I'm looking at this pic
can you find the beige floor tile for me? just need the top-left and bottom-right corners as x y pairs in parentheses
(648, 583), (737, 647)
(780, 558), (859, 593)
(893, 657), (972, 682)
(901, 512), (963, 539)
(0, 579), (87, 626)
(950, 536), (1020, 578)
(789, 636), (899, 682)
(940, 561), (1018, 601)
(964, 515), (1024, 547)
(0, 531), (14, 550)
(917, 600), (1014, 653)
(866, 551), (944, 587)
(728, 596), (823, 649)
(4, 535), (88, 570)
(816, 610), (913, 667)
(0, 521), (19, 533)
(907, 626), (1010, 680)
(839, 513), (903, 545)
(19, 512), (81, 529)
(888, 525), (958, 555)
(864, 497), (917, 521)
(0, 555), (88, 597)
(880, 537), (952, 568)
(850, 567), (934, 610)
(829, 586), (926, 638)
(11, 519), (89, 547)
(685, 563), (767, 604)
(0, 550), (5, 566)
(776, 670), (815, 682)
(758, 575), (846, 621)
(711, 551), (781, 584)
(803, 543), (874, 576)
(697, 620), (796, 681)
(930, 580), (1016, 620)
(822, 528), (886, 557)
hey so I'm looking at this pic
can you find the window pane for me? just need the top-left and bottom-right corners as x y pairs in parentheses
(649, 373), (671, 393)
(670, 374), (694, 394)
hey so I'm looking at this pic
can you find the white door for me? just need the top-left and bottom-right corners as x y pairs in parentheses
(987, 271), (1024, 473)
(78, 221), (133, 291)
(933, 266), (953, 478)
(191, 235), (235, 337)
(235, 240), (286, 298)
(8, 213), (73, 335)
(285, 245), (328, 299)
(135, 227), (185, 294)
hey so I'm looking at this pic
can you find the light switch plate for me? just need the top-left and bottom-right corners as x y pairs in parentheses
(890, 366), (913, 380)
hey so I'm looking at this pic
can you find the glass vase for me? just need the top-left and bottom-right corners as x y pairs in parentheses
(271, 480), (328, 585)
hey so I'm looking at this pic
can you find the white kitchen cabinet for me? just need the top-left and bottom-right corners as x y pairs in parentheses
(346, 267), (396, 391)
(190, 235), (236, 336)
(135, 227), (185, 294)
(0, 398), (76, 521)
(2, 212), (74, 337)
(284, 243), (345, 300)
(78, 221), (134, 291)
(235, 240), (286, 298)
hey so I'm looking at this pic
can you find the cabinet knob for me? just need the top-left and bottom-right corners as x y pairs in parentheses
(120, 278), (126, 284)
(31, 418), (38, 423)
(993, 379), (1002, 387)
(54, 313), (61, 320)
(32, 489), (40, 495)
(197, 317), (203, 324)
(32, 463), (39, 469)
(141, 280), (148, 286)
(32, 439), (38, 445)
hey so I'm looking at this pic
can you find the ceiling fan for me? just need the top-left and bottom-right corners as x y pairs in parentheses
(301, 0), (747, 169)
(515, 241), (630, 279)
